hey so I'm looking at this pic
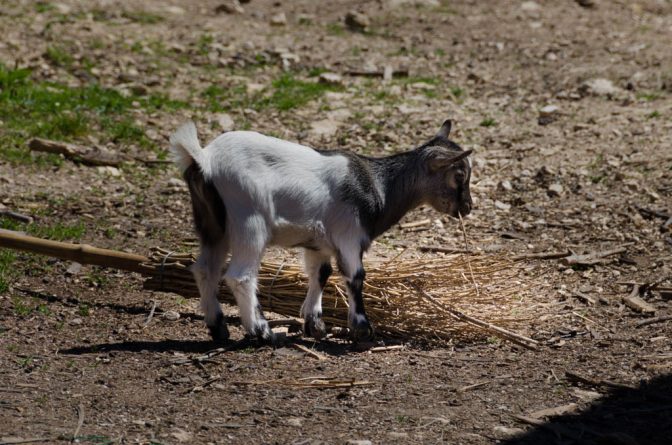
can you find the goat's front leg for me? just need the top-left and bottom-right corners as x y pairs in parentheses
(337, 245), (374, 342)
(301, 249), (332, 340)
(192, 240), (229, 343)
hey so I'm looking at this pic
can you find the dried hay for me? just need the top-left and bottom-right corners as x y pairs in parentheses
(143, 247), (540, 345)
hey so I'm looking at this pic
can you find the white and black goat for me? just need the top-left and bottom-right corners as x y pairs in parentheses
(170, 120), (473, 343)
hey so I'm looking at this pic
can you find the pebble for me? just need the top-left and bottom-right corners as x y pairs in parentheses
(70, 318), (83, 326)
(309, 119), (340, 138)
(494, 425), (524, 436)
(164, 6), (185, 15)
(270, 12), (287, 26)
(499, 180), (513, 191)
(215, 113), (235, 132)
(495, 200), (511, 211)
(346, 441), (372, 445)
(580, 78), (621, 97)
(345, 11), (370, 32)
(162, 310), (180, 321)
(215, 1), (244, 14)
(285, 418), (303, 427)
(521, 1), (541, 12)
(539, 105), (559, 117)
(547, 183), (564, 197)
(318, 72), (344, 87)
(97, 166), (121, 177)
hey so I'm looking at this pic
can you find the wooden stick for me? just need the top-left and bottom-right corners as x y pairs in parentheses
(512, 250), (571, 261)
(418, 246), (474, 255)
(410, 283), (538, 350)
(636, 315), (672, 328)
(0, 230), (148, 274)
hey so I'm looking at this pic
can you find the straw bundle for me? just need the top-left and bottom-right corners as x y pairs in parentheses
(142, 247), (538, 345)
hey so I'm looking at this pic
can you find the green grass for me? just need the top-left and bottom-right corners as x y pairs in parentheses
(1, 217), (86, 241)
(45, 45), (74, 67)
(480, 117), (497, 127)
(262, 74), (341, 111)
(326, 23), (345, 36)
(0, 250), (16, 293)
(121, 10), (164, 24)
(647, 110), (660, 119)
(0, 65), (185, 164)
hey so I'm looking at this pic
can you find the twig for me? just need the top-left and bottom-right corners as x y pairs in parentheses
(369, 345), (404, 353)
(0, 210), (33, 224)
(410, 282), (538, 350)
(636, 315), (672, 328)
(144, 300), (158, 326)
(0, 438), (54, 445)
(458, 212), (479, 296)
(345, 68), (409, 78)
(512, 250), (571, 261)
(622, 284), (656, 314)
(292, 343), (327, 361)
(72, 403), (84, 442)
(457, 381), (489, 392)
(418, 246), (474, 254)
(400, 218), (431, 229)
(565, 371), (636, 390)
(562, 246), (628, 266)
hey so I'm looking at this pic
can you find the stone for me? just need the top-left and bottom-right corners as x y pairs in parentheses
(162, 310), (180, 321)
(499, 180), (513, 191)
(318, 72), (344, 87)
(164, 6), (185, 15)
(580, 78), (621, 97)
(494, 426), (524, 436)
(309, 119), (339, 138)
(576, 0), (596, 8)
(70, 318), (83, 326)
(66, 262), (82, 276)
(345, 11), (370, 32)
(215, 113), (235, 132)
(97, 166), (121, 177)
(548, 183), (564, 197)
(539, 105), (560, 117)
(270, 12), (287, 26)
(285, 418), (303, 427)
(215, 1), (244, 14)
(521, 1), (541, 12)
(346, 441), (372, 445)
(495, 200), (511, 211)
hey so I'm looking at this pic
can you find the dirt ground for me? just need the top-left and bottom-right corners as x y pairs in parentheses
(1, 0), (672, 444)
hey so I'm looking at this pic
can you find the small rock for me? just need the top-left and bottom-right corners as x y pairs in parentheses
(215, 113), (235, 132)
(388, 431), (409, 438)
(345, 11), (370, 32)
(580, 78), (621, 97)
(215, 0), (244, 14)
(309, 119), (339, 138)
(521, 1), (541, 12)
(270, 12), (287, 26)
(285, 418), (303, 427)
(97, 166), (121, 177)
(547, 183), (564, 197)
(539, 105), (560, 117)
(538, 105), (560, 125)
(70, 318), (83, 326)
(66, 262), (82, 276)
(495, 200), (511, 211)
(494, 426), (524, 436)
(162, 310), (180, 321)
(164, 6), (185, 15)
(499, 180), (513, 191)
(346, 441), (372, 445)
(171, 429), (192, 443)
(318, 72), (344, 87)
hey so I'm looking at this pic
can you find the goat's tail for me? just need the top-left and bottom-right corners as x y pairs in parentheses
(169, 121), (204, 174)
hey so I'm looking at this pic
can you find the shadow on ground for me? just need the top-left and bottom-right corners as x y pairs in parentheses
(502, 373), (672, 445)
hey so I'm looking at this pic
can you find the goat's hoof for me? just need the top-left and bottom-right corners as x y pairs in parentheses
(253, 320), (279, 346)
(304, 315), (327, 341)
(208, 319), (230, 344)
(350, 318), (374, 343)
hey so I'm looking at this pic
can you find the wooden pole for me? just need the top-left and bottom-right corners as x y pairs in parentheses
(0, 230), (148, 274)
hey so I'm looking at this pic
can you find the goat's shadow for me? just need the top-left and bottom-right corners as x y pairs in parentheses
(501, 373), (672, 445)
(59, 334), (356, 357)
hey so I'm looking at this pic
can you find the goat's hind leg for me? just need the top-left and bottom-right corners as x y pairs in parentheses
(192, 240), (229, 343)
(337, 244), (374, 342)
(301, 249), (332, 340)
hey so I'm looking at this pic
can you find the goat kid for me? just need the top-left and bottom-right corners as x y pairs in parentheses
(170, 120), (473, 344)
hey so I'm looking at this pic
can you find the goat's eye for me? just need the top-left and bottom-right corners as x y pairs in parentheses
(454, 170), (465, 184)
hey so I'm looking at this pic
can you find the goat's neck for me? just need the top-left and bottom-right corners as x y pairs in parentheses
(368, 151), (424, 238)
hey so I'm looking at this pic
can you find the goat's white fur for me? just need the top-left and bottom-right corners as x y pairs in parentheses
(170, 122), (371, 337)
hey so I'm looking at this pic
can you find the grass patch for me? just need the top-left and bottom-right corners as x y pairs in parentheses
(1, 216), (86, 241)
(121, 10), (164, 24)
(326, 23), (345, 36)
(647, 110), (660, 119)
(0, 249), (16, 293)
(262, 74), (341, 111)
(480, 117), (497, 127)
(0, 64), (185, 165)
(45, 45), (74, 67)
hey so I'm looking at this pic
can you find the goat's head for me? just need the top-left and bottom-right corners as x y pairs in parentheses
(420, 120), (473, 218)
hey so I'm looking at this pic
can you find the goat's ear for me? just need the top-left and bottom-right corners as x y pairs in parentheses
(428, 149), (473, 172)
(436, 119), (452, 138)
